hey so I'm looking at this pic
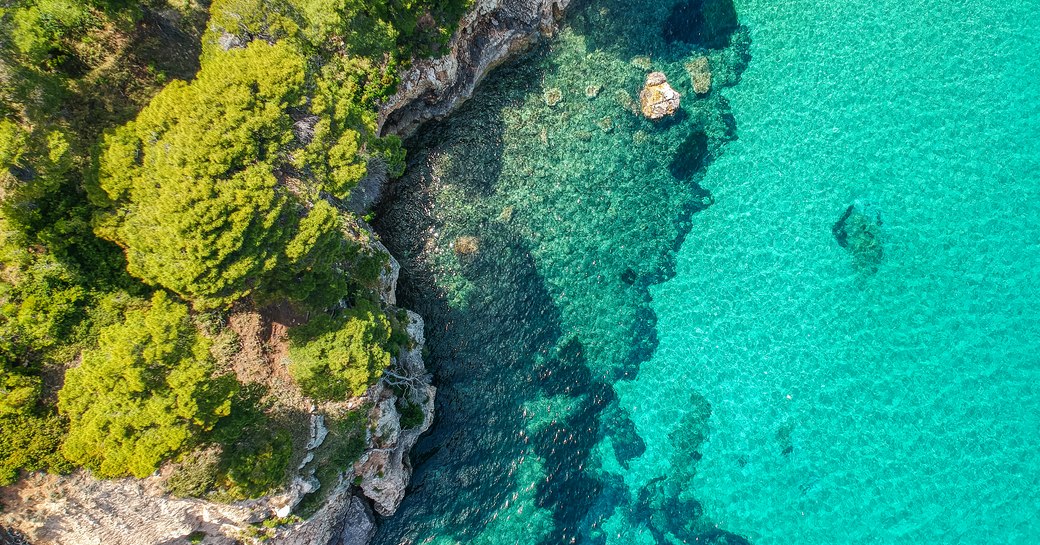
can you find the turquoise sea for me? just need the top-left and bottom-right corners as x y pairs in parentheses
(374, 0), (1040, 543)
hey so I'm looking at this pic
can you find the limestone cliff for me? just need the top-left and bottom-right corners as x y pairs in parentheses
(378, 0), (571, 137)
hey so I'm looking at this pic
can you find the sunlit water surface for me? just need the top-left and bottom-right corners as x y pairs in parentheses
(374, 0), (1040, 543)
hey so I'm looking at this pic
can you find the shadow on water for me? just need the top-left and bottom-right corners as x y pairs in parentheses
(663, 0), (740, 48)
(372, 0), (754, 542)
(572, 0), (740, 59)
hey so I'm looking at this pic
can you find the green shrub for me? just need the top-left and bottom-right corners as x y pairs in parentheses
(199, 384), (293, 500)
(10, 0), (97, 69)
(326, 409), (369, 468)
(164, 447), (222, 498)
(0, 369), (41, 417)
(1, 253), (87, 350)
(58, 292), (237, 478)
(397, 400), (425, 430)
(0, 413), (72, 485)
(288, 301), (392, 400)
(217, 426), (293, 500)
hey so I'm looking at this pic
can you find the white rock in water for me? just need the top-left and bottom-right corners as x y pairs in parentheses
(639, 72), (681, 119)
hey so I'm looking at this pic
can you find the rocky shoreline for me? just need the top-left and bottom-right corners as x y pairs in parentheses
(378, 0), (571, 137)
(0, 241), (432, 545)
(0, 2), (569, 544)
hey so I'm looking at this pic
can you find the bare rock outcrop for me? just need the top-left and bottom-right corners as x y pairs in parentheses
(378, 0), (571, 137)
(354, 311), (435, 516)
(0, 472), (262, 545)
(269, 487), (374, 545)
(373, 239), (401, 306)
(639, 72), (682, 119)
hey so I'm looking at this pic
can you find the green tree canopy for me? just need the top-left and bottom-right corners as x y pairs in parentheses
(0, 413), (71, 485)
(94, 38), (391, 310)
(0, 352), (41, 417)
(95, 40), (309, 309)
(58, 291), (236, 478)
(288, 301), (392, 400)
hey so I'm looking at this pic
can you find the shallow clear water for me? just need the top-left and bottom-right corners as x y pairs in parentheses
(374, 0), (1040, 542)
(634, 0), (1040, 542)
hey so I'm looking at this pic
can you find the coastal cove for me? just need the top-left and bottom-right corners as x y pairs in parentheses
(374, 0), (1040, 543)
(375, 0), (751, 542)
(0, 0), (1037, 541)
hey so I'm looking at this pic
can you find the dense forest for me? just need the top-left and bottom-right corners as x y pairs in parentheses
(0, 0), (467, 498)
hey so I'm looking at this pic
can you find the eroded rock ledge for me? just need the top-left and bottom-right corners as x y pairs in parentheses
(378, 0), (571, 137)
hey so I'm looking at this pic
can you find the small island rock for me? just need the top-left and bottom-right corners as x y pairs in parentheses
(639, 72), (681, 120)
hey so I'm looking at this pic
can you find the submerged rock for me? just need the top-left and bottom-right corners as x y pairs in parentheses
(685, 56), (712, 95)
(663, 0), (740, 48)
(453, 235), (480, 255)
(639, 72), (682, 120)
(630, 55), (653, 70)
(695, 529), (754, 545)
(603, 403), (646, 468)
(614, 89), (638, 114)
(833, 200), (885, 270)
(544, 86), (563, 106)
(620, 267), (638, 285)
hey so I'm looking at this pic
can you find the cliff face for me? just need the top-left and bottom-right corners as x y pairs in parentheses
(378, 0), (571, 137)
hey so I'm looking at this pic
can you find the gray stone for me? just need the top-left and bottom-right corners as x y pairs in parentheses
(378, 0), (572, 137)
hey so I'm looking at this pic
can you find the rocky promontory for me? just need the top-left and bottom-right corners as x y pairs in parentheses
(0, 0), (572, 543)
(0, 241), (433, 545)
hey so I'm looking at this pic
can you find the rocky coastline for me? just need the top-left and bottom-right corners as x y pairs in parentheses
(0, 242), (432, 545)
(0, 1), (569, 544)
(378, 0), (571, 137)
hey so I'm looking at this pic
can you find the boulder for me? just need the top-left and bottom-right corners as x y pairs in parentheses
(639, 72), (681, 120)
